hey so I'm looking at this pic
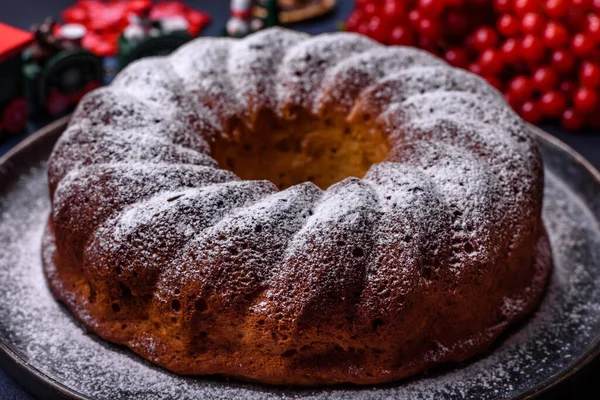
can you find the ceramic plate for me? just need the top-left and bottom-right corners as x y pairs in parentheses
(1, 119), (599, 399)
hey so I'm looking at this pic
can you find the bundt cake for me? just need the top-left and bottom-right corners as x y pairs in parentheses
(43, 27), (552, 385)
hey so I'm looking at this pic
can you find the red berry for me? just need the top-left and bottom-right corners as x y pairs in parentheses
(367, 16), (389, 42)
(532, 67), (559, 91)
(444, 11), (469, 37)
(418, 0), (445, 16)
(508, 75), (534, 103)
(363, 2), (377, 16)
(478, 49), (504, 74)
(574, 87), (599, 112)
(501, 38), (521, 63)
(346, 10), (365, 32)
(546, 0), (569, 19)
(580, 62), (600, 88)
(545, 0), (569, 18)
(408, 9), (421, 28)
(550, 50), (575, 73)
(505, 92), (522, 109)
(571, 33), (596, 58)
(356, 22), (370, 35)
(514, 0), (542, 15)
(473, 27), (498, 51)
(586, 15), (600, 43)
(595, 0), (600, 10)
(444, 48), (470, 68)
(494, 0), (513, 12)
(562, 108), (585, 130)
(539, 91), (567, 117)
(382, 2), (407, 24)
(521, 35), (546, 64)
(484, 75), (504, 91)
(543, 22), (569, 49)
(559, 80), (577, 98)
(522, 13), (545, 35)
(566, 10), (588, 32)
(417, 17), (441, 39)
(468, 62), (482, 75)
(389, 25), (414, 46)
(520, 101), (543, 123)
(498, 14), (521, 37)
(571, 0), (593, 10)
(418, 36), (438, 53)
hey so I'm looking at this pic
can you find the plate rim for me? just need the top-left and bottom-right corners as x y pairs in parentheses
(0, 120), (599, 400)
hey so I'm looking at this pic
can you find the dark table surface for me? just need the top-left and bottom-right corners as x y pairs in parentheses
(1, 1), (599, 399)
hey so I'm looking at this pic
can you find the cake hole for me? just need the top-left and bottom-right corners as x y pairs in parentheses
(464, 242), (475, 254)
(171, 299), (181, 312)
(281, 349), (297, 357)
(372, 318), (384, 331)
(352, 247), (364, 258)
(112, 303), (121, 312)
(119, 283), (132, 299)
(211, 113), (389, 190)
(423, 266), (433, 279)
(167, 194), (184, 202)
(89, 285), (96, 303)
(195, 298), (209, 313)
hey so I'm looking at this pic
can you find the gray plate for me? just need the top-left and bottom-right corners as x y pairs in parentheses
(1, 119), (600, 400)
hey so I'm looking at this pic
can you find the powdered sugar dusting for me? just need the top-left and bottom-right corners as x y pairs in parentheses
(315, 46), (445, 113)
(40, 28), (551, 385)
(1, 138), (599, 399)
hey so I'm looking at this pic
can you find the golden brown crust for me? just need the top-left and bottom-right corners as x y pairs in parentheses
(43, 221), (551, 385)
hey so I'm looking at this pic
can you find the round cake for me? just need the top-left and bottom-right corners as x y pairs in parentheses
(43, 27), (552, 385)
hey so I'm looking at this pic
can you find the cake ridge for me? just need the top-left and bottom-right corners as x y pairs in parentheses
(111, 57), (224, 135)
(314, 45), (445, 115)
(276, 31), (378, 117)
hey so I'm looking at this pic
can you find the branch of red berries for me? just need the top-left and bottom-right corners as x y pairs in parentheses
(346, 0), (600, 131)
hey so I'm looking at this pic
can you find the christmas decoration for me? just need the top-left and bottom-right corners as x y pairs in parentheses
(346, 0), (600, 131)
(225, 0), (336, 37)
(226, 0), (280, 37)
(62, 1), (210, 72)
(23, 18), (103, 117)
(227, 0), (256, 37)
(262, 0), (336, 24)
(0, 23), (34, 137)
(118, 1), (193, 69)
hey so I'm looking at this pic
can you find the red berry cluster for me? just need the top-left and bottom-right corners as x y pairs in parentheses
(346, 0), (600, 131)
